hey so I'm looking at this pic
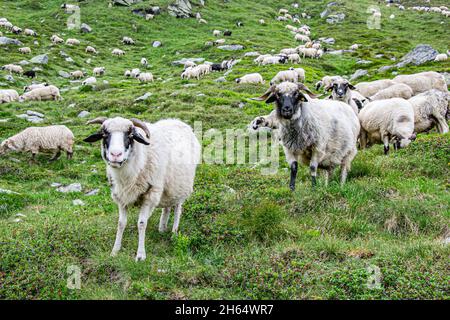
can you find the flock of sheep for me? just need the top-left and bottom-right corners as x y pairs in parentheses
(0, 2), (449, 261)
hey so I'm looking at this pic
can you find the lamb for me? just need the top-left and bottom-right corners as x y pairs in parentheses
(260, 55), (288, 65)
(23, 83), (48, 92)
(408, 89), (449, 134)
(183, 61), (197, 69)
(138, 72), (154, 83)
(235, 73), (264, 84)
(19, 85), (62, 102)
(23, 28), (37, 36)
(1, 64), (23, 74)
(358, 98), (416, 154)
(122, 36), (135, 45)
(86, 46), (97, 54)
(70, 70), (85, 79)
(252, 82), (360, 188)
(83, 117), (201, 261)
(93, 67), (105, 76)
(369, 83), (414, 101)
(0, 125), (74, 161)
(181, 66), (200, 80)
(141, 58), (148, 67)
(51, 35), (64, 44)
(0, 89), (19, 103)
(434, 54), (448, 61)
(0, 21), (13, 30)
(354, 79), (396, 97)
(19, 47), (31, 54)
(82, 77), (97, 86)
(393, 71), (447, 94)
(112, 48), (125, 56)
(213, 30), (221, 37)
(66, 38), (80, 46)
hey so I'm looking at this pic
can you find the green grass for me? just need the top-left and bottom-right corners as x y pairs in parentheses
(0, 0), (449, 299)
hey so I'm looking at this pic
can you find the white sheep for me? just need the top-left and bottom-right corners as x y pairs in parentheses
(325, 78), (361, 115)
(235, 73), (264, 84)
(93, 67), (105, 76)
(408, 89), (449, 134)
(86, 46), (97, 54)
(350, 44), (359, 50)
(0, 89), (19, 103)
(112, 48), (125, 56)
(141, 58), (148, 67)
(124, 70), (131, 77)
(288, 53), (301, 63)
(295, 34), (310, 42)
(82, 77), (97, 86)
(358, 98), (416, 154)
(23, 28), (37, 36)
(183, 61), (197, 69)
(252, 82), (360, 188)
(369, 83), (414, 101)
(19, 47), (31, 54)
(83, 117), (201, 261)
(435, 54), (448, 61)
(23, 83), (48, 92)
(12, 26), (22, 34)
(19, 85), (62, 102)
(291, 68), (306, 82)
(393, 71), (447, 94)
(280, 48), (297, 55)
(145, 14), (154, 20)
(1, 64), (23, 74)
(259, 19), (266, 25)
(213, 30), (221, 37)
(122, 36), (135, 45)
(51, 34), (64, 44)
(70, 70), (85, 79)
(181, 66), (200, 80)
(0, 125), (74, 161)
(354, 79), (396, 97)
(270, 69), (300, 85)
(138, 72), (154, 83)
(66, 38), (80, 46)
(131, 68), (141, 78)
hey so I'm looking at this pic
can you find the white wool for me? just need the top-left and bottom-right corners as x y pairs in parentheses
(288, 53), (301, 63)
(138, 72), (154, 83)
(112, 48), (125, 56)
(122, 36), (135, 45)
(86, 46), (97, 54)
(0, 89), (19, 103)
(82, 77), (97, 86)
(23, 28), (36, 36)
(236, 73), (264, 84)
(370, 83), (414, 101)
(24, 83), (48, 92)
(270, 70), (300, 85)
(434, 54), (448, 61)
(2, 64), (23, 74)
(393, 71), (447, 94)
(51, 34), (64, 44)
(66, 38), (80, 46)
(20, 85), (61, 101)
(355, 79), (396, 97)
(93, 67), (105, 76)
(70, 70), (84, 79)
(408, 89), (449, 134)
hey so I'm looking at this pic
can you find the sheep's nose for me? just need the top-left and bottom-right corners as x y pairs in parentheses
(111, 151), (123, 158)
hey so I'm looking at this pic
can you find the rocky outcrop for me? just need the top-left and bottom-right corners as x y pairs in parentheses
(168, 0), (193, 18)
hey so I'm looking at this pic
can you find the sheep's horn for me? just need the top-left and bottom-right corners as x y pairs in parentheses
(130, 118), (150, 139)
(86, 117), (107, 125)
(298, 83), (317, 98)
(251, 88), (273, 101)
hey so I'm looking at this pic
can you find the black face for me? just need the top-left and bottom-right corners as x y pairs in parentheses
(333, 82), (349, 98)
(267, 92), (305, 120)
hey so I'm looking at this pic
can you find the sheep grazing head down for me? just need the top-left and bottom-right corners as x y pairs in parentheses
(326, 79), (356, 101)
(253, 82), (316, 120)
(83, 117), (150, 168)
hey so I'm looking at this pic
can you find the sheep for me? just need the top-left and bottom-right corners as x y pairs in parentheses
(213, 39), (226, 45)
(51, 35), (64, 44)
(112, 48), (125, 56)
(224, 30), (232, 36)
(277, 16), (288, 21)
(213, 30), (221, 37)
(66, 38), (80, 46)
(288, 53), (301, 64)
(1, 64), (23, 74)
(259, 19), (266, 25)
(61, 3), (79, 13)
(252, 82), (360, 188)
(197, 64), (212, 76)
(82, 77), (97, 86)
(350, 44), (359, 50)
(23, 28), (37, 36)
(124, 70), (131, 77)
(86, 46), (97, 54)
(145, 14), (154, 20)
(435, 54), (448, 61)
(83, 117), (201, 261)
(141, 58), (148, 67)
(270, 69), (300, 85)
(358, 98), (416, 154)
(12, 26), (22, 34)
(280, 48), (298, 55)
(93, 67), (105, 76)
(181, 66), (200, 80)
(260, 55), (288, 65)
(19, 85), (62, 102)
(23, 83), (48, 92)
(354, 79), (396, 97)
(0, 89), (19, 103)
(138, 72), (154, 83)
(19, 47), (31, 54)
(299, 47), (318, 58)
(131, 68), (141, 78)
(295, 34), (310, 42)
(183, 61), (197, 69)
(369, 83), (414, 101)
(285, 25), (297, 32)
(198, 19), (208, 24)
(315, 75), (344, 91)
(70, 70), (85, 79)
(23, 70), (36, 78)
(122, 36), (135, 45)
(253, 54), (272, 64)
(325, 78), (363, 115)
(0, 125), (74, 161)
(235, 73), (264, 84)
(291, 67), (306, 82)
(0, 21), (13, 30)
(279, 9), (289, 15)
(393, 71), (447, 94)
(408, 89), (449, 134)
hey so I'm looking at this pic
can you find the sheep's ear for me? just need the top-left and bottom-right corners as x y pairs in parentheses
(83, 132), (103, 143)
(132, 130), (150, 145)
(265, 94), (276, 104)
(251, 89), (273, 102)
(324, 84), (333, 92)
(348, 83), (356, 90)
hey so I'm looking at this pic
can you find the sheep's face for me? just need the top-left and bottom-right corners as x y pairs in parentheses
(328, 80), (355, 101)
(84, 117), (150, 168)
(0, 139), (13, 155)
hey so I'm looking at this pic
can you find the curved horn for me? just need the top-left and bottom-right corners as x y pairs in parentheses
(86, 117), (107, 125)
(251, 87), (274, 101)
(130, 118), (150, 138)
(297, 83), (317, 99)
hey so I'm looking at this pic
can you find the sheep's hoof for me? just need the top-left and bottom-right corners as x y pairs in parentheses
(289, 184), (296, 191)
(135, 252), (146, 262)
(110, 250), (119, 257)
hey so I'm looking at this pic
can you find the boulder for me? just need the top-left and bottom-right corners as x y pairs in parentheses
(395, 44), (438, 68)
(0, 36), (23, 46)
(112, 0), (142, 6)
(77, 111), (90, 118)
(168, 0), (193, 18)
(30, 54), (48, 64)
(172, 57), (205, 65)
(57, 183), (82, 193)
(58, 70), (70, 78)
(350, 69), (368, 81)
(326, 13), (345, 24)
(80, 23), (92, 33)
(244, 51), (260, 57)
(135, 92), (152, 102)
(152, 41), (162, 47)
(217, 44), (244, 51)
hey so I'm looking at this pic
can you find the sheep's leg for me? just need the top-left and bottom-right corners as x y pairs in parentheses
(382, 135), (390, 155)
(136, 192), (161, 262)
(49, 150), (61, 162)
(172, 203), (184, 233)
(159, 207), (171, 233)
(359, 129), (368, 150)
(66, 151), (73, 160)
(111, 205), (127, 257)
(289, 161), (298, 191)
(309, 152), (320, 188)
(433, 113), (449, 134)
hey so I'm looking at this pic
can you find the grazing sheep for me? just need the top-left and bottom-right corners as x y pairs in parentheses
(23, 83), (48, 92)
(23, 70), (36, 78)
(393, 71), (447, 94)
(252, 82), (360, 188)
(12, 26), (22, 34)
(131, 68), (141, 78)
(83, 117), (201, 261)
(408, 89), (449, 134)
(86, 46), (97, 54)
(124, 70), (131, 78)
(181, 66), (200, 80)
(358, 98), (416, 154)
(213, 39), (226, 45)
(82, 77), (97, 86)
(270, 69), (301, 85)
(1, 64), (23, 74)
(112, 48), (125, 56)
(355, 79), (396, 97)
(122, 36), (135, 45)
(19, 85), (62, 102)
(51, 34), (64, 44)
(138, 72), (154, 83)
(0, 21), (13, 30)
(260, 55), (288, 65)
(434, 54), (448, 61)
(295, 34), (310, 42)
(288, 53), (301, 63)
(183, 61), (197, 69)
(145, 14), (154, 20)
(280, 48), (298, 55)
(369, 83), (414, 101)
(66, 38), (80, 46)
(224, 30), (232, 36)
(70, 70), (85, 79)
(0, 89), (19, 103)
(291, 67), (306, 82)
(277, 16), (288, 21)
(213, 30), (221, 37)
(19, 47), (31, 54)
(141, 58), (148, 67)
(93, 67), (105, 76)
(23, 28), (37, 36)
(0, 125), (74, 161)
(259, 19), (266, 25)
(235, 73), (264, 84)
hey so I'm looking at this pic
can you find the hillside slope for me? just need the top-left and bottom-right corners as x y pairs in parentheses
(0, 0), (449, 299)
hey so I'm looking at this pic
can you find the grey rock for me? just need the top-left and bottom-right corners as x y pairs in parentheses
(350, 69), (368, 81)
(65, 57), (74, 63)
(357, 59), (372, 65)
(85, 189), (99, 196)
(244, 51), (260, 57)
(57, 183), (82, 193)
(72, 199), (85, 206)
(0, 188), (20, 194)
(4, 75), (14, 82)
(224, 70), (233, 76)
(183, 83), (197, 88)
(77, 110), (90, 118)
(58, 70), (70, 78)
(217, 44), (244, 51)
(442, 72), (450, 85)
(0, 36), (23, 46)
(172, 57), (205, 65)
(152, 41), (162, 47)
(112, 0), (142, 6)
(60, 50), (69, 57)
(215, 77), (226, 82)
(30, 54), (48, 64)
(320, 37), (335, 45)
(19, 60), (30, 66)
(26, 115), (44, 123)
(51, 182), (62, 187)
(168, 0), (193, 18)
(86, 58), (91, 64)
(374, 54), (384, 58)
(326, 13), (345, 24)
(27, 110), (44, 118)
(327, 50), (344, 55)
(80, 23), (92, 33)
(135, 92), (152, 101)
(395, 44), (438, 68)
(378, 65), (394, 73)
